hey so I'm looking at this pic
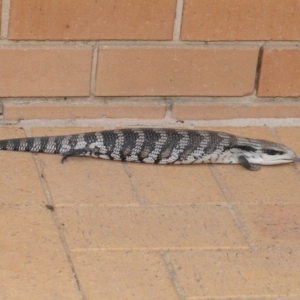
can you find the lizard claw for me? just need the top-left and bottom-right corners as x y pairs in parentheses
(61, 154), (69, 164)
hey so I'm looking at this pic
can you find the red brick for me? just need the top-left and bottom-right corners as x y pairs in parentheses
(258, 48), (300, 97)
(0, 47), (92, 97)
(8, 0), (176, 40)
(172, 101), (300, 120)
(3, 101), (166, 120)
(181, 0), (300, 41)
(95, 47), (259, 96)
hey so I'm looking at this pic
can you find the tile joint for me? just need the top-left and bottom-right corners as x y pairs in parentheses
(161, 251), (186, 300)
(209, 165), (256, 250)
(24, 128), (84, 296)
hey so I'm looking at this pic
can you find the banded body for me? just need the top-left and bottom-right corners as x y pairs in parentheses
(0, 128), (297, 171)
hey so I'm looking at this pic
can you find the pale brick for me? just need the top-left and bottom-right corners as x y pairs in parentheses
(71, 251), (179, 299)
(31, 127), (140, 206)
(181, 0), (300, 41)
(3, 101), (166, 120)
(172, 101), (300, 120)
(206, 127), (300, 204)
(0, 47), (92, 97)
(258, 48), (300, 97)
(95, 47), (259, 96)
(9, 0), (176, 40)
(235, 204), (300, 249)
(56, 205), (248, 250)
(126, 163), (226, 205)
(168, 250), (300, 298)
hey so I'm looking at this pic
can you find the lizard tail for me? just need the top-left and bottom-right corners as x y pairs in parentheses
(0, 136), (65, 154)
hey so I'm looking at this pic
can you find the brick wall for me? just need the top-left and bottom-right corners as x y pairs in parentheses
(0, 0), (300, 121)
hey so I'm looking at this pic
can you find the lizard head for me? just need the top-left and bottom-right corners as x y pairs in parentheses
(227, 137), (298, 171)
(251, 140), (298, 165)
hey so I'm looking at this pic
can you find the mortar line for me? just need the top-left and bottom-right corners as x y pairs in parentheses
(90, 43), (99, 97)
(209, 165), (256, 250)
(2, 39), (299, 47)
(5, 95), (300, 104)
(173, 0), (184, 41)
(38, 201), (300, 208)
(70, 246), (250, 252)
(161, 251), (186, 300)
(24, 127), (85, 299)
(3, 117), (300, 129)
(1, 0), (10, 38)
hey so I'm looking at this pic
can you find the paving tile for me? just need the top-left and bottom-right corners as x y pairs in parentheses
(3, 101), (166, 121)
(0, 205), (81, 299)
(234, 204), (300, 249)
(202, 127), (300, 204)
(172, 101), (300, 120)
(275, 127), (300, 160)
(126, 163), (226, 205)
(258, 48), (300, 97)
(0, 47), (92, 97)
(31, 127), (139, 206)
(2, 126), (300, 299)
(181, 0), (300, 41)
(0, 127), (46, 206)
(95, 47), (259, 96)
(56, 205), (248, 250)
(71, 251), (179, 300)
(168, 249), (300, 299)
(9, 0), (176, 40)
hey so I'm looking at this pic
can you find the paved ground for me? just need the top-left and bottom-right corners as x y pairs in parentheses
(1, 126), (300, 300)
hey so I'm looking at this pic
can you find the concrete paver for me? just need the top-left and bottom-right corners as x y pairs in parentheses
(40, 157), (139, 206)
(56, 205), (248, 250)
(31, 127), (140, 207)
(126, 163), (226, 205)
(1, 126), (300, 299)
(234, 204), (300, 249)
(276, 127), (300, 158)
(168, 249), (300, 299)
(0, 128), (46, 206)
(0, 202), (81, 299)
(206, 127), (300, 204)
(71, 251), (179, 300)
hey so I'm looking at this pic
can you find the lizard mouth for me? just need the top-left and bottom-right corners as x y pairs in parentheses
(293, 157), (300, 162)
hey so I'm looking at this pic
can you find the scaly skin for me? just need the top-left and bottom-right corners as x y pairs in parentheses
(0, 128), (297, 171)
